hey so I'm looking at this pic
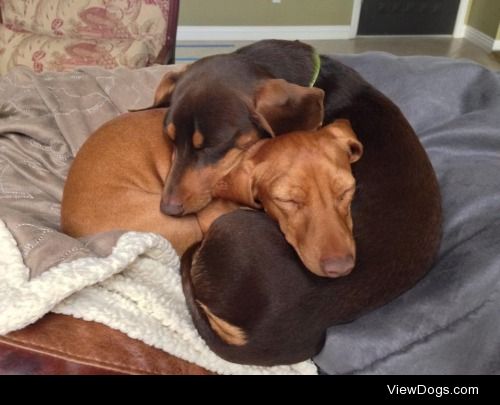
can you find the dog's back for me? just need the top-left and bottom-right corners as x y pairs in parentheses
(316, 57), (442, 316)
(182, 189), (440, 367)
(236, 39), (317, 87)
(181, 210), (326, 366)
(246, 44), (442, 315)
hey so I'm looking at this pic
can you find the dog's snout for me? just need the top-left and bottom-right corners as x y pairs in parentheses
(160, 195), (184, 216)
(320, 255), (354, 278)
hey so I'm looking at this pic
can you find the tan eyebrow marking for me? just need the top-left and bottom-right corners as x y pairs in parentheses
(166, 122), (176, 140)
(192, 130), (204, 149)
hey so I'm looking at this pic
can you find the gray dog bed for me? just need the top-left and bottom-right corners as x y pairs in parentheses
(315, 53), (500, 375)
(0, 52), (498, 374)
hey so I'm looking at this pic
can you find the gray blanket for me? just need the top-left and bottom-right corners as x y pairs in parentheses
(0, 65), (170, 276)
(315, 54), (500, 375)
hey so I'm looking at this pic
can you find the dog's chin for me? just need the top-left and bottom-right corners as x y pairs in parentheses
(297, 252), (324, 278)
(182, 197), (213, 215)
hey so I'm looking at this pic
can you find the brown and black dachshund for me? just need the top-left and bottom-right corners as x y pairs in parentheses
(180, 40), (442, 366)
(150, 44), (325, 216)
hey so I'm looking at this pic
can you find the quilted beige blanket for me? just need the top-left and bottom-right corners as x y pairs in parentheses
(0, 65), (316, 375)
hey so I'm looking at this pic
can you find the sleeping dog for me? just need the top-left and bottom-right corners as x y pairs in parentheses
(150, 47), (325, 216)
(214, 119), (363, 277)
(180, 41), (442, 365)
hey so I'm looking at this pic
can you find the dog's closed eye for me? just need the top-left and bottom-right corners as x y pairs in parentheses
(338, 185), (356, 203)
(271, 183), (306, 205)
(274, 198), (301, 211)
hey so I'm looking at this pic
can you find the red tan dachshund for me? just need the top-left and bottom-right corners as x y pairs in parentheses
(214, 119), (362, 277)
(61, 109), (236, 255)
(180, 40), (442, 366)
(61, 109), (361, 279)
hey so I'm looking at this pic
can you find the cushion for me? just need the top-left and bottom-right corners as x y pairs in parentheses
(0, 0), (172, 74)
(315, 53), (500, 374)
(0, 24), (157, 73)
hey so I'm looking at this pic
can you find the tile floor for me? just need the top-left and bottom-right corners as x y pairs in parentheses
(175, 37), (500, 71)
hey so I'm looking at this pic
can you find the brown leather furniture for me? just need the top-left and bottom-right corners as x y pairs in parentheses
(0, 314), (210, 375)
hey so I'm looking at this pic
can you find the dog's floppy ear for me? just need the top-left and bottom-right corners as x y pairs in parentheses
(129, 66), (187, 111)
(213, 141), (266, 208)
(152, 66), (187, 107)
(325, 119), (363, 163)
(251, 79), (325, 137)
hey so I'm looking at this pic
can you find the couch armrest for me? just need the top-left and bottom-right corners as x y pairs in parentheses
(0, 314), (211, 375)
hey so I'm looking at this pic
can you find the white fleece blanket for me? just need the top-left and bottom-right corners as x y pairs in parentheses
(0, 219), (317, 375)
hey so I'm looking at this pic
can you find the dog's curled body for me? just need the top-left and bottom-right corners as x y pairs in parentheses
(61, 109), (204, 255)
(182, 41), (442, 366)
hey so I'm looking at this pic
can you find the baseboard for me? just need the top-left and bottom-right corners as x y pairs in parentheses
(465, 25), (495, 51)
(177, 25), (352, 41)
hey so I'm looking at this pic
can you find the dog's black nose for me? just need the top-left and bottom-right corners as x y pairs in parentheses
(160, 197), (184, 216)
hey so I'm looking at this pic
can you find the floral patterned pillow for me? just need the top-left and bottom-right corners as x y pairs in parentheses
(0, 24), (160, 73)
(0, 0), (171, 73)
